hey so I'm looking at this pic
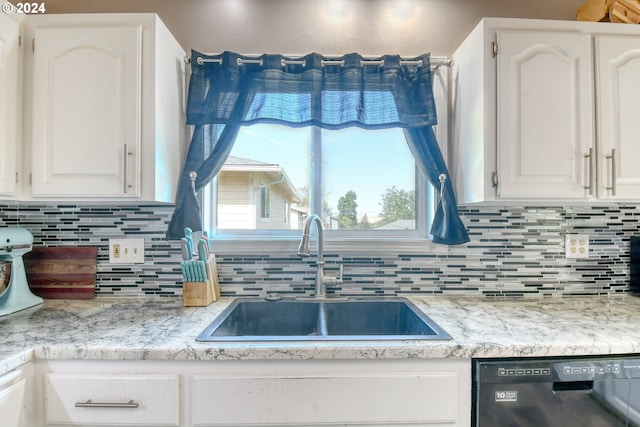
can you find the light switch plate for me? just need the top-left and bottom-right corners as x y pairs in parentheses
(565, 234), (589, 259)
(109, 238), (145, 264)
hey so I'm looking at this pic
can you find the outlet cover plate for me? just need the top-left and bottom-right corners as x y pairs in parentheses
(565, 234), (589, 259)
(109, 238), (145, 264)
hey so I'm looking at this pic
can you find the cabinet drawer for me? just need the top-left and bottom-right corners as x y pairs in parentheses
(45, 374), (179, 426)
(192, 371), (461, 426)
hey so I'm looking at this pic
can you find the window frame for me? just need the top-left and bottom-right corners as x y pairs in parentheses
(202, 126), (437, 252)
(201, 59), (450, 254)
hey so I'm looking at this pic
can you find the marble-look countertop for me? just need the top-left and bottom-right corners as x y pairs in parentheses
(2, 295), (640, 375)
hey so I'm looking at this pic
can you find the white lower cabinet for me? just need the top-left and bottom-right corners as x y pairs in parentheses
(44, 374), (180, 426)
(0, 361), (35, 427)
(192, 364), (466, 426)
(0, 368), (27, 427)
(34, 359), (471, 427)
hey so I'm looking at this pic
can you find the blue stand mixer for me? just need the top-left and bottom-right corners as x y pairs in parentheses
(0, 228), (43, 316)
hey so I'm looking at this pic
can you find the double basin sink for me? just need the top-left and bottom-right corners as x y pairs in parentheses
(196, 297), (452, 342)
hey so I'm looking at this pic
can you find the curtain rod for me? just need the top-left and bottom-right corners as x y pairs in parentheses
(184, 54), (452, 71)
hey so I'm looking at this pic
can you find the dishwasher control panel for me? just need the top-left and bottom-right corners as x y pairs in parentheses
(498, 368), (551, 377)
(555, 361), (624, 381)
(477, 357), (640, 383)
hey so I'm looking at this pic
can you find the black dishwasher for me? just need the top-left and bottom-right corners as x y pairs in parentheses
(473, 356), (640, 427)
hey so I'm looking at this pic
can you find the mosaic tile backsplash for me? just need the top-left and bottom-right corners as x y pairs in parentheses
(1, 203), (638, 298)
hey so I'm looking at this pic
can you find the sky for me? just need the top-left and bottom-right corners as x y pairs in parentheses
(230, 124), (415, 218)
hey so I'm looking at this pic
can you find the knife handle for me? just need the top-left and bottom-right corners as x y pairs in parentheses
(197, 239), (207, 261)
(180, 238), (190, 261)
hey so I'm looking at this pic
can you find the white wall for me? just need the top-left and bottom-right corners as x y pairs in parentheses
(39, 0), (587, 56)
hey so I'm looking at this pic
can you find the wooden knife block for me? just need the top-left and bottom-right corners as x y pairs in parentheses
(182, 256), (220, 307)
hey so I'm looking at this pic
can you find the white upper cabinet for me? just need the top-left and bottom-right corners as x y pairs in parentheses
(595, 35), (640, 200)
(0, 13), (22, 197)
(23, 14), (186, 202)
(496, 31), (594, 199)
(451, 18), (640, 203)
(31, 26), (142, 198)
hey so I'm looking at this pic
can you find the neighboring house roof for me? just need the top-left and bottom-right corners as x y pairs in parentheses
(222, 156), (278, 168)
(376, 219), (415, 230)
(290, 205), (309, 214)
(221, 156), (302, 204)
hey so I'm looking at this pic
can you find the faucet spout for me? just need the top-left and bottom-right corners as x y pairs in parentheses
(297, 214), (340, 298)
(298, 214), (323, 258)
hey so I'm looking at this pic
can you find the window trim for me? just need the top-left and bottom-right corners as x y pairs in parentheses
(202, 232), (446, 255)
(202, 64), (450, 253)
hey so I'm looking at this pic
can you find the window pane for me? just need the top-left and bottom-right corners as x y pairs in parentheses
(216, 124), (310, 230)
(212, 124), (419, 234)
(322, 128), (416, 230)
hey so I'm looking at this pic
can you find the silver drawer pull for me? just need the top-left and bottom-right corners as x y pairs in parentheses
(75, 399), (139, 409)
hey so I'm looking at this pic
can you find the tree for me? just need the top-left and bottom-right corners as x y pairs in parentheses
(358, 214), (372, 230)
(297, 186), (333, 218)
(378, 186), (415, 226)
(337, 190), (358, 228)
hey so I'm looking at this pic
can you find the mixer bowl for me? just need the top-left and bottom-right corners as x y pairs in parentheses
(0, 261), (11, 296)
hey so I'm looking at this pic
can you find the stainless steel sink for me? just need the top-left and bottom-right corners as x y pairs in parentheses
(196, 297), (452, 342)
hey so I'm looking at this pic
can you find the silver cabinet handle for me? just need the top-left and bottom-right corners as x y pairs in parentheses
(123, 144), (133, 193)
(606, 148), (616, 196)
(583, 147), (593, 194)
(75, 399), (139, 409)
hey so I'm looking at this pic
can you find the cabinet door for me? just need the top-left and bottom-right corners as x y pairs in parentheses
(192, 370), (464, 426)
(596, 35), (640, 199)
(31, 26), (141, 197)
(45, 374), (179, 426)
(496, 31), (594, 198)
(0, 369), (26, 427)
(0, 14), (20, 196)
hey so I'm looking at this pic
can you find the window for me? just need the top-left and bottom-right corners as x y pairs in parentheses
(284, 201), (290, 225)
(260, 187), (270, 221)
(204, 124), (431, 239)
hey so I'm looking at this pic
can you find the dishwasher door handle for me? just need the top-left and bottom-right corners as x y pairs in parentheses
(553, 380), (594, 394)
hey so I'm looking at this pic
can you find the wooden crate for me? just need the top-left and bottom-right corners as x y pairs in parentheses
(24, 247), (98, 299)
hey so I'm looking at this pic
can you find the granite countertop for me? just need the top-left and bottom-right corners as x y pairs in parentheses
(2, 295), (640, 375)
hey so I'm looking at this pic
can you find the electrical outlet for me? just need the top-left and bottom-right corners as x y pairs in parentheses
(109, 238), (145, 264)
(565, 234), (589, 259)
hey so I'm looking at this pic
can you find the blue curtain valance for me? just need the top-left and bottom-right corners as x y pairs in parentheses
(186, 51), (438, 129)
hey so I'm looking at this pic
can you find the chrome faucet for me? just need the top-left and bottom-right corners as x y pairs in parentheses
(297, 214), (343, 298)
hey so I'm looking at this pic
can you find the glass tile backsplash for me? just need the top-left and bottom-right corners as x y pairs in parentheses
(0, 203), (636, 298)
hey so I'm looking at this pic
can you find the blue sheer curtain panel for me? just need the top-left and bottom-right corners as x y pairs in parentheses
(167, 50), (470, 244)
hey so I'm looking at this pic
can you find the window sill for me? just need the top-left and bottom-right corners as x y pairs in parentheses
(210, 236), (447, 255)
